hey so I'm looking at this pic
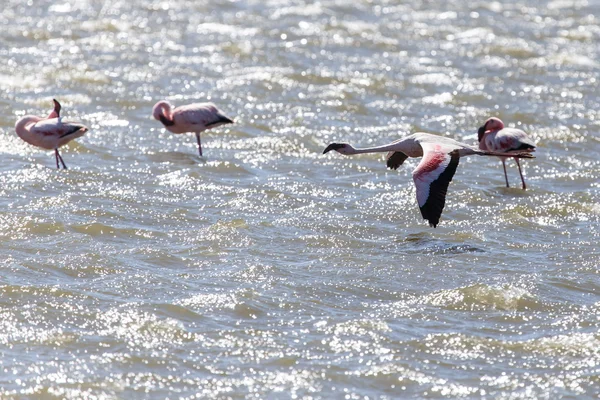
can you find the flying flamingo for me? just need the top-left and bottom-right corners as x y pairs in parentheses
(15, 99), (89, 169)
(477, 117), (536, 189)
(152, 100), (234, 156)
(323, 133), (535, 227)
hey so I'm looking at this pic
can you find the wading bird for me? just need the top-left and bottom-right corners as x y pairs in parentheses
(323, 133), (535, 227)
(152, 100), (234, 156)
(477, 117), (536, 189)
(15, 99), (88, 169)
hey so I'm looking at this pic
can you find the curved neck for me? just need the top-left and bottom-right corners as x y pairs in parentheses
(160, 102), (173, 119)
(153, 101), (173, 123)
(15, 115), (42, 137)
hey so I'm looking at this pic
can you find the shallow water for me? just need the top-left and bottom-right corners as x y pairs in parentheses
(1, 0), (599, 398)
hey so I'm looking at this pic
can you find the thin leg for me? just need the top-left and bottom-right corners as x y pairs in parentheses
(195, 132), (203, 157)
(515, 158), (526, 190)
(501, 159), (509, 188)
(55, 149), (67, 169)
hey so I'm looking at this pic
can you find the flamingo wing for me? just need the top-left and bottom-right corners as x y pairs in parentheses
(487, 128), (535, 153)
(176, 103), (233, 128)
(386, 151), (409, 170)
(30, 118), (87, 147)
(59, 123), (87, 138)
(412, 142), (460, 227)
(30, 118), (81, 137)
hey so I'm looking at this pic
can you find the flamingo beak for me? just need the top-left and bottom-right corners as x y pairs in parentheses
(323, 143), (345, 154)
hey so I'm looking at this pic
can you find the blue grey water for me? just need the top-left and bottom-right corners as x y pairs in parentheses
(1, 0), (599, 398)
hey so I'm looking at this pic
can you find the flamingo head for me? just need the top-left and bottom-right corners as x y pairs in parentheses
(47, 98), (61, 119)
(323, 143), (356, 155)
(478, 117), (505, 142)
(152, 100), (174, 126)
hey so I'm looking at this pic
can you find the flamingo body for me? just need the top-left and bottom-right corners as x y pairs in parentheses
(16, 117), (87, 150)
(14, 99), (88, 169)
(152, 100), (234, 156)
(478, 117), (536, 189)
(324, 132), (534, 227)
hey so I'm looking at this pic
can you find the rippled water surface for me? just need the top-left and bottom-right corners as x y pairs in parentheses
(1, 0), (599, 398)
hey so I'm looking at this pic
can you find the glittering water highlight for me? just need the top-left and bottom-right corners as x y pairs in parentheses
(1, 0), (599, 398)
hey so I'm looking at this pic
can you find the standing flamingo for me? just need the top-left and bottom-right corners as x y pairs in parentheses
(477, 117), (536, 189)
(323, 133), (535, 227)
(15, 99), (88, 169)
(152, 100), (234, 156)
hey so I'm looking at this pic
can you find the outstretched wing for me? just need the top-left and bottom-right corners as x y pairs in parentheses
(386, 151), (409, 170)
(412, 142), (460, 227)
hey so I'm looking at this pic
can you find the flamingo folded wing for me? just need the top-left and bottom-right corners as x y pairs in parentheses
(176, 104), (230, 127)
(29, 118), (88, 148)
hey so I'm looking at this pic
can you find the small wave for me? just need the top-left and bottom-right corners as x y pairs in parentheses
(70, 221), (155, 239)
(96, 307), (196, 349)
(421, 284), (541, 311)
(402, 234), (485, 255)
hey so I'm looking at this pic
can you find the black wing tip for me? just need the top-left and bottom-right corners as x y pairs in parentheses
(59, 125), (88, 138)
(219, 115), (234, 124)
(323, 143), (345, 154)
(422, 209), (442, 228)
(420, 208), (440, 228)
(516, 143), (536, 151)
(386, 152), (408, 170)
(205, 115), (234, 127)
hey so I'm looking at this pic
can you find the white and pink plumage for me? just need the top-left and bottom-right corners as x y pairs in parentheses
(323, 132), (535, 227)
(15, 99), (88, 169)
(152, 100), (234, 156)
(477, 117), (536, 189)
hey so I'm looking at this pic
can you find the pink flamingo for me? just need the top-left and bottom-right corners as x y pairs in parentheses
(323, 133), (534, 227)
(152, 101), (234, 156)
(477, 117), (536, 189)
(15, 99), (88, 169)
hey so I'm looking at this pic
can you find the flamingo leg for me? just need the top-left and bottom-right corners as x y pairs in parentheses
(55, 149), (67, 169)
(195, 132), (203, 157)
(515, 158), (526, 190)
(501, 159), (509, 188)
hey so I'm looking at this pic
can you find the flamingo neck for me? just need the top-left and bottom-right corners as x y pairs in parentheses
(159, 102), (174, 126)
(153, 101), (174, 124)
(349, 142), (406, 155)
(15, 115), (42, 136)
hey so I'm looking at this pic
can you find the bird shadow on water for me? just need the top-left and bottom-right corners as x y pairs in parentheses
(396, 232), (485, 255)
